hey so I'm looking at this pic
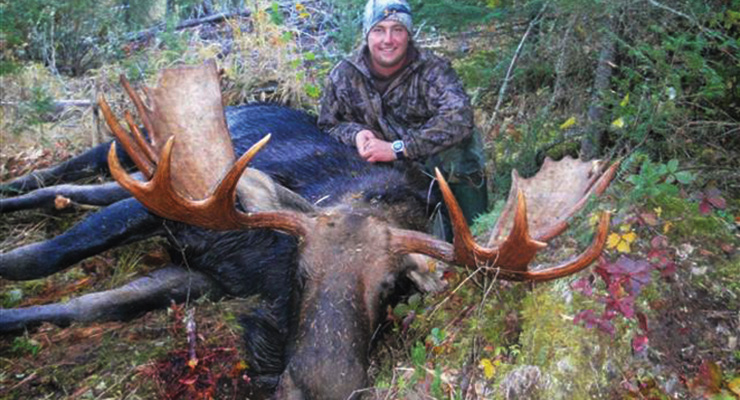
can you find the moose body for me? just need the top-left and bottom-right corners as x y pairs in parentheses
(2, 62), (614, 399)
(1, 103), (432, 397)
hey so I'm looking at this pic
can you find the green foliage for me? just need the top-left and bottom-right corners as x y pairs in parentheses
(409, 0), (500, 32)
(411, 341), (427, 380)
(11, 336), (41, 357)
(119, 0), (159, 30)
(0, 0), (126, 76)
(322, 0), (364, 56)
(22, 85), (55, 126)
(2, 288), (24, 308)
(266, 1), (284, 25)
(453, 50), (503, 90)
(608, 7), (740, 160)
(624, 155), (694, 202)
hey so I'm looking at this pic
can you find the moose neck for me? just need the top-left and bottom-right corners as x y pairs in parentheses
(280, 210), (403, 399)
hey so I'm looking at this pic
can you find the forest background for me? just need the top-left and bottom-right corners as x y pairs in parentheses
(0, 0), (738, 398)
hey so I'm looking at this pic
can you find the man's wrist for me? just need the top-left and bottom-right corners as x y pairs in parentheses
(391, 140), (406, 160)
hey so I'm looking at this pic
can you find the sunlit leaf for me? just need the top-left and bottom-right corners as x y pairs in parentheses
(616, 240), (632, 253)
(620, 93), (630, 107)
(729, 376), (740, 396)
(589, 213), (601, 226)
(654, 206), (662, 217)
(480, 358), (495, 379)
(559, 116), (576, 130)
(622, 232), (637, 243)
(607, 233), (622, 249)
(611, 117), (625, 128)
(608, 229), (637, 253)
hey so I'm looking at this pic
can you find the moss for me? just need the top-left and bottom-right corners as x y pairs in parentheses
(652, 194), (732, 241)
(495, 285), (629, 399)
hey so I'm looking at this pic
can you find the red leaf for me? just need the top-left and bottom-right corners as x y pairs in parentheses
(571, 277), (593, 296)
(636, 312), (649, 332)
(708, 195), (726, 209)
(698, 199), (712, 215)
(632, 334), (649, 353)
(640, 212), (659, 226)
(650, 235), (668, 249)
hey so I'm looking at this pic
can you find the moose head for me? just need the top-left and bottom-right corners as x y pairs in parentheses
(100, 60), (615, 399)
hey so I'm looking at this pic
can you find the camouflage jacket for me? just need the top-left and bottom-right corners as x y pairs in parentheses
(318, 45), (485, 179)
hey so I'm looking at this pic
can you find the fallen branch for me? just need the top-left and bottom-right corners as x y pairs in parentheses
(0, 99), (94, 122)
(128, 10), (251, 42)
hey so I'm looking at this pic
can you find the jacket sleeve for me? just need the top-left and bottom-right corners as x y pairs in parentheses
(397, 61), (475, 160)
(317, 70), (371, 147)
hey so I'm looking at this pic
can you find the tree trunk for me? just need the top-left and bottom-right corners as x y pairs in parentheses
(580, 16), (617, 160)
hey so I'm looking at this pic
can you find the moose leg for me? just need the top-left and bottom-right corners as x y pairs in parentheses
(0, 180), (135, 213)
(0, 140), (134, 195)
(0, 266), (222, 332)
(0, 198), (163, 280)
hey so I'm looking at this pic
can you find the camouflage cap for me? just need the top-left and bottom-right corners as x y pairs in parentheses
(363, 0), (413, 38)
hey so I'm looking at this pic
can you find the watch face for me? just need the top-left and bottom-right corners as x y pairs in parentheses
(392, 140), (404, 152)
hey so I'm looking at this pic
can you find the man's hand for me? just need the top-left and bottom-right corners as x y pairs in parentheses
(355, 130), (397, 162)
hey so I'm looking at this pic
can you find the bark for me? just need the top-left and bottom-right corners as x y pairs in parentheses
(580, 16), (617, 160)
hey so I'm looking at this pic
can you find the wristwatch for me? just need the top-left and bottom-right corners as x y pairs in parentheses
(391, 140), (406, 160)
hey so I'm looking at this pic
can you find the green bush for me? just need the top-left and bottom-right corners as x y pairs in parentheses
(0, 0), (126, 75)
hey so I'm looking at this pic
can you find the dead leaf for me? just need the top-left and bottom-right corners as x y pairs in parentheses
(55, 195), (72, 210)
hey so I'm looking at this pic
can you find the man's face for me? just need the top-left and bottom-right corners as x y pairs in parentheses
(367, 19), (409, 75)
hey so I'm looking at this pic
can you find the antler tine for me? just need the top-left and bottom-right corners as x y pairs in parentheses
(98, 95), (155, 178)
(516, 211), (610, 281)
(123, 110), (158, 165)
(435, 168), (546, 270)
(120, 74), (156, 147)
(109, 135), (308, 236)
(208, 135), (309, 235)
(434, 168), (477, 266)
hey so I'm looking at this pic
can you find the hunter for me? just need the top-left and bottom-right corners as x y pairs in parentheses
(318, 0), (488, 239)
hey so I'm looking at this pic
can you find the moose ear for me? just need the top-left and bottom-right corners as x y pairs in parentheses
(403, 254), (446, 293)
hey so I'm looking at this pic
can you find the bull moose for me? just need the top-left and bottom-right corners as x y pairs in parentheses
(0, 61), (616, 399)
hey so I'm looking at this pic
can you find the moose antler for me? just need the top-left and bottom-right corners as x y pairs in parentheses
(389, 160), (617, 281)
(100, 61), (311, 235)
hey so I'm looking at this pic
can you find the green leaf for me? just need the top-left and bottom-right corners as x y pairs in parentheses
(305, 84), (321, 98)
(675, 171), (694, 184)
(656, 163), (668, 176)
(667, 159), (679, 173)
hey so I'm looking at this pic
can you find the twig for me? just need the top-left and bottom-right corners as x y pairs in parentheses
(8, 372), (38, 392)
(186, 308), (198, 367)
(487, 1), (550, 131)
(428, 266), (484, 318)
(645, 0), (693, 22)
